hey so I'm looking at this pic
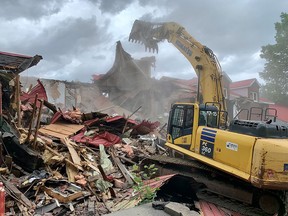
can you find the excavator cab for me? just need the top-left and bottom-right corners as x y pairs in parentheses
(198, 104), (222, 128)
(166, 103), (222, 150)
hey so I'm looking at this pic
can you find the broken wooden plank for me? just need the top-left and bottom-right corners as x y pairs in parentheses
(110, 151), (135, 186)
(62, 137), (82, 167)
(44, 145), (83, 171)
(121, 106), (142, 134)
(33, 99), (44, 148)
(39, 123), (84, 139)
(26, 93), (38, 143)
(0, 176), (33, 209)
(54, 122), (84, 131)
(118, 155), (136, 165)
(38, 129), (69, 139)
(66, 154), (79, 183)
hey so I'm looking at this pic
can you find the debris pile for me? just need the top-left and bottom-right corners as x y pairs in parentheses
(0, 90), (169, 215)
(0, 49), (187, 216)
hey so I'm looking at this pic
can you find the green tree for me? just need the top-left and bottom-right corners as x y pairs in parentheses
(260, 13), (288, 105)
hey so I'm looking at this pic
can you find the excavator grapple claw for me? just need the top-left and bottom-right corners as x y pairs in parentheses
(129, 20), (159, 53)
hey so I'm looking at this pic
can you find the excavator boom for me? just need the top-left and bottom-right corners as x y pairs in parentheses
(129, 20), (227, 125)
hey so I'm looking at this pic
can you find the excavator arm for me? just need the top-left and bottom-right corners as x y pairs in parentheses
(129, 20), (288, 215)
(129, 20), (227, 124)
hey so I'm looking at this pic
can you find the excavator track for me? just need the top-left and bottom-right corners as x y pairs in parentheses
(196, 190), (270, 216)
(141, 154), (287, 216)
(141, 154), (213, 171)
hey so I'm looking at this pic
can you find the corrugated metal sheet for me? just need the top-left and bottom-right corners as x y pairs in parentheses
(21, 79), (48, 107)
(199, 200), (243, 216)
(71, 131), (121, 147)
(143, 174), (175, 189)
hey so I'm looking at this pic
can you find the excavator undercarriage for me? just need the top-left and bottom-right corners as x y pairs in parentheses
(141, 154), (287, 216)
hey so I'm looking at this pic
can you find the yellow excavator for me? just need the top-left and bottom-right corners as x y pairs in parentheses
(129, 20), (288, 216)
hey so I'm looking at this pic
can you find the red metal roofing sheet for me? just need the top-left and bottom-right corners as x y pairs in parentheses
(0, 51), (32, 58)
(143, 174), (175, 189)
(230, 78), (256, 89)
(20, 79), (48, 107)
(50, 111), (62, 124)
(71, 131), (121, 147)
(199, 200), (243, 216)
(229, 90), (244, 97)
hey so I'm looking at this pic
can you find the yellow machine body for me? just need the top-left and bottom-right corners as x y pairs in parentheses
(129, 19), (288, 214)
(166, 103), (288, 190)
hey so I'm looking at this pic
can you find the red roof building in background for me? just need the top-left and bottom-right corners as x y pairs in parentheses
(268, 104), (288, 123)
(229, 78), (259, 89)
(230, 78), (261, 102)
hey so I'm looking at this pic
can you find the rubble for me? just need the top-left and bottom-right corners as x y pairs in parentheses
(0, 77), (174, 215)
(0, 50), (245, 216)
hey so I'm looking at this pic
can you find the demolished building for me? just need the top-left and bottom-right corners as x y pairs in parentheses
(93, 41), (197, 122)
(20, 41), (196, 123)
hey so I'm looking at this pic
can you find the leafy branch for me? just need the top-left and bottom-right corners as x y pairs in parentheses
(132, 164), (159, 204)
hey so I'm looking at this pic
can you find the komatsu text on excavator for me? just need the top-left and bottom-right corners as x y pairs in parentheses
(129, 20), (288, 216)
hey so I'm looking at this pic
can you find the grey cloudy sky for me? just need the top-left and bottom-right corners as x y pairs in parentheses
(1, 0), (287, 83)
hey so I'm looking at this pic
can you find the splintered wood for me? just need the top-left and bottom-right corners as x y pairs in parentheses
(62, 137), (82, 168)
